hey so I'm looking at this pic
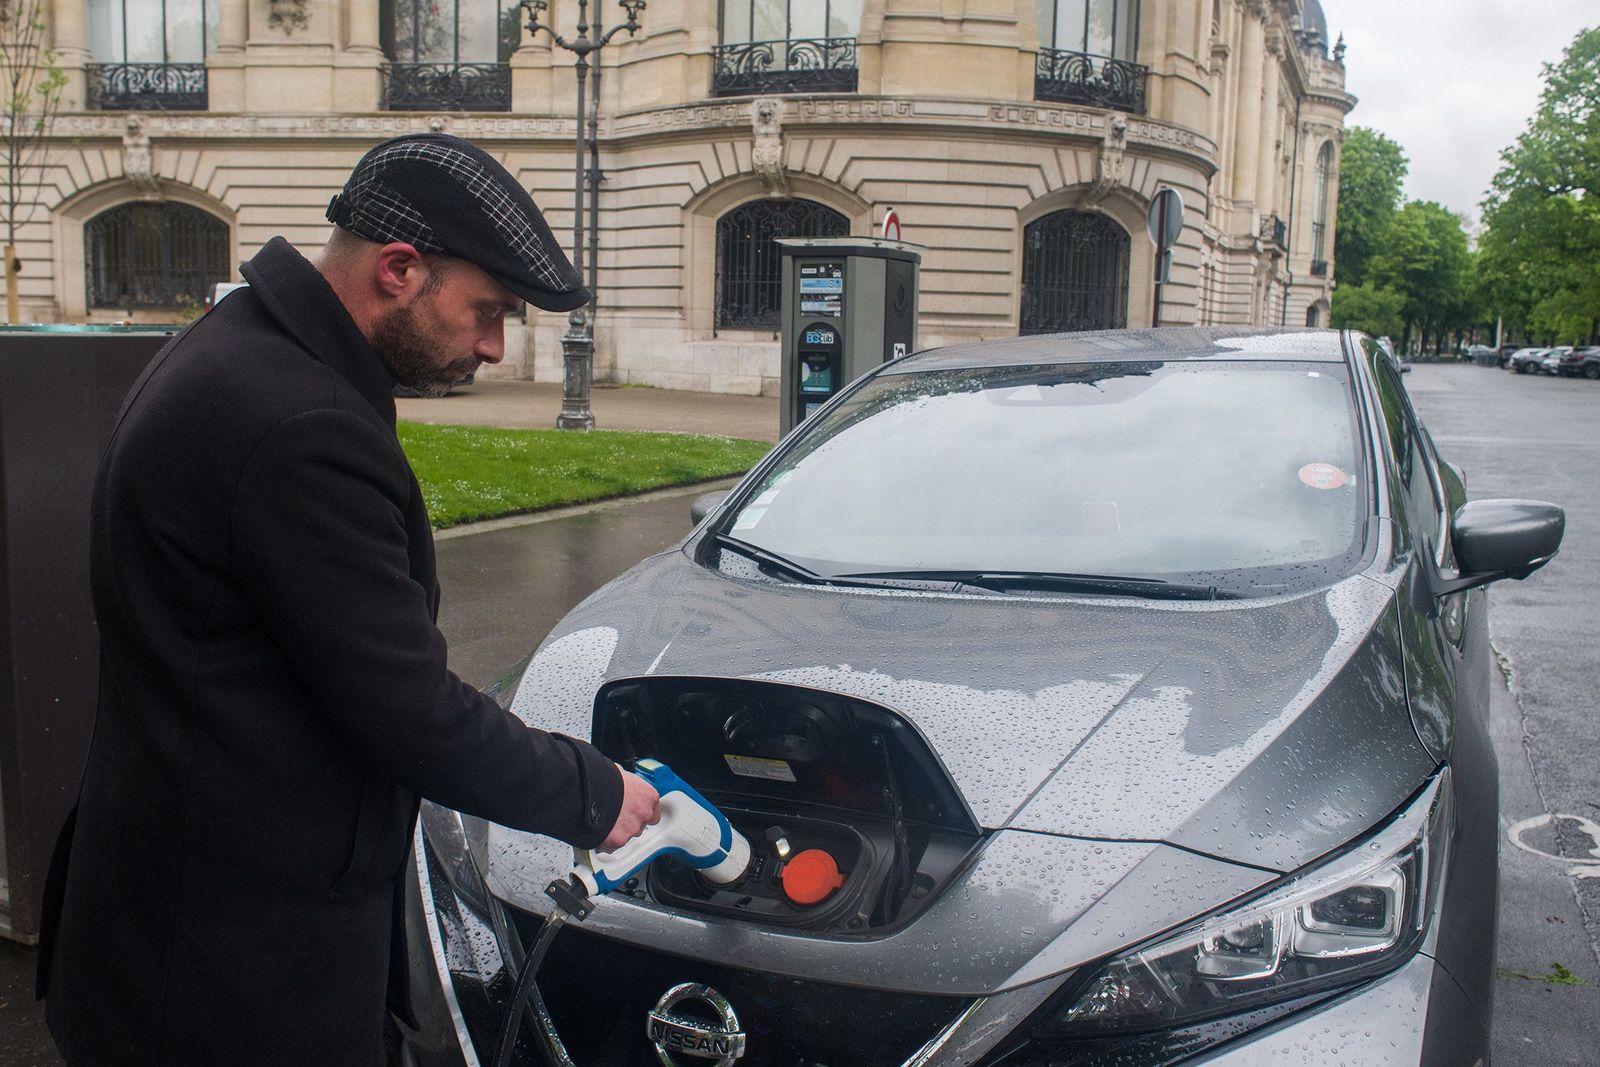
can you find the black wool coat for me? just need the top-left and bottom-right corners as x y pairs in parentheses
(37, 237), (622, 1064)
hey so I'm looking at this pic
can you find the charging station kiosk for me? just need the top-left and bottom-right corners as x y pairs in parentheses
(777, 237), (922, 436)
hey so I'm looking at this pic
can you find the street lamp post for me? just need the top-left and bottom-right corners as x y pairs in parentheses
(521, 0), (645, 430)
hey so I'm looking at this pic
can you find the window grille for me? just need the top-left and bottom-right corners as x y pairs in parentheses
(380, 0), (517, 111)
(713, 0), (862, 96)
(85, 202), (229, 309)
(86, 0), (218, 109)
(715, 199), (848, 330)
(1034, 0), (1146, 112)
(1019, 210), (1130, 334)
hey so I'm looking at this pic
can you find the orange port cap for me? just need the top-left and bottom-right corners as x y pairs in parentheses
(781, 849), (845, 906)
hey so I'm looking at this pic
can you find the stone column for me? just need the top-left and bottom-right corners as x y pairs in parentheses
(217, 0), (248, 51)
(347, 0), (382, 53)
(1256, 28), (1283, 221)
(1228, 0), (1265, 207)
(51, 0), (89, 106)
(207, 0), (248, 112)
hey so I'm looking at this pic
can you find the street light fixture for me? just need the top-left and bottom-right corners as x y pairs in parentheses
(521, 0), (646, 429)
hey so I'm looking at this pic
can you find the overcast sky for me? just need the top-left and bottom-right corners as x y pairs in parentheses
(1323, 1), (1595, 229)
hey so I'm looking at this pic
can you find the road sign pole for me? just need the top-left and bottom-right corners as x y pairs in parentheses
(1146, 189), (1183, 330)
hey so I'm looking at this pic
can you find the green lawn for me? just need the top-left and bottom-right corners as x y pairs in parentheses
(397, 422), (770, 529)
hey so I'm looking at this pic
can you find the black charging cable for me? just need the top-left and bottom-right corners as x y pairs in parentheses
(490, 875), (595, 1067)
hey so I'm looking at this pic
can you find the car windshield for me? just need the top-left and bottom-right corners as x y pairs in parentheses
(722, 360), (1367, 597)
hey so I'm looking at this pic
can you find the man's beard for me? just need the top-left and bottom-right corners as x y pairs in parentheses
(370, 301), (478, 399)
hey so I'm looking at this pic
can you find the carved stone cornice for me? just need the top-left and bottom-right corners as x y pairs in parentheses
(47, 97), (1222, 177)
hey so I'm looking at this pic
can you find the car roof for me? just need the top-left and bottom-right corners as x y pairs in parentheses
(892, 327), (1348, 373)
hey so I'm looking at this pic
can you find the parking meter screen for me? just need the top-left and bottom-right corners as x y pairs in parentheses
(804, 327), (837, 346)
(800, 358), (834, 394)
(799, 262), (844, 317)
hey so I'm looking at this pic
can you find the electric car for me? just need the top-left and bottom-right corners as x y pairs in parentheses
(401, 328), (1563, 1066)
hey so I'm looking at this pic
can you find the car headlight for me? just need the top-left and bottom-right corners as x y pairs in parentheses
(1036, 771), (1451, 1039)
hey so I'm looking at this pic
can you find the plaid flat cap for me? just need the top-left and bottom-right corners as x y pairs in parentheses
(326, 133), (590, 312)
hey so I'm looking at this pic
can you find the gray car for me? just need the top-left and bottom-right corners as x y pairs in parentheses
(401, 329), (1564, 1066)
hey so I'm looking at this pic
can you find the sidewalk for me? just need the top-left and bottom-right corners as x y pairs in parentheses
(397, 379), (782, 443)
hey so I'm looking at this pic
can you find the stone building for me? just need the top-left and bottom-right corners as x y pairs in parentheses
(7, 0), (1353, 393)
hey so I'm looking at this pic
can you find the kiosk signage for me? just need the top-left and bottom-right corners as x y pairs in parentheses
(777, 237), (923, 436)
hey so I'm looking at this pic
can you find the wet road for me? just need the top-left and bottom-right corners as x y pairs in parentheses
(434, 483), (724, 688)
(1401, 363), (1600, 1062)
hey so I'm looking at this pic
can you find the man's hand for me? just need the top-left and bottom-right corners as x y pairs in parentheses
(600, 764), (661, 852)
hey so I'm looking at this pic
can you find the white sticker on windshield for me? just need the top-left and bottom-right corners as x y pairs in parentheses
(732, 506), (766, 531)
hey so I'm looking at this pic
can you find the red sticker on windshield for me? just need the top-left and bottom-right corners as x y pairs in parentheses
(1299, 463), (1348, 490)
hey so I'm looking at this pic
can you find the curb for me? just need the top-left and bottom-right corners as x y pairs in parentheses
(433, 476), (742, 541)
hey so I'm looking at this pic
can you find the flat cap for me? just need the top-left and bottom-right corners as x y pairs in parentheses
(327, 133), (590, 312)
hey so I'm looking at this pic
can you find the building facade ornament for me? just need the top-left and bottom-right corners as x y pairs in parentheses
(751, 97), (789, 198)
(267, 0), (311, 35)
(1084, 115), (1128, 205)
(121, 116), (159, 198)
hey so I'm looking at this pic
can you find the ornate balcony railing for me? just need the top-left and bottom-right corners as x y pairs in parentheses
(711, 37), (858, 97)
(1260, 213), (1288, 250)
(381, 62), (512, 112)
(1034, 49), (1147, 113)
(1310, 258), (1329, 277)
(86, 63), (208, 111)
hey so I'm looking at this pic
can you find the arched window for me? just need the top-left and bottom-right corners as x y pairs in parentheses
(1311, 141), (1333, 274)
(713, 0), (863, 95)
(716, 199), (849, 330)
(1034, 1), (1144, 111)
(85, 201), (229, 310)
(380, 0), (517, 111)
(86, 0), (219, 109)
(1306, 304), (1321, 327)
(1020, 210), (1131, 334)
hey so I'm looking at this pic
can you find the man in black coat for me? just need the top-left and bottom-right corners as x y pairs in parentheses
(37, 134), (660, 1064)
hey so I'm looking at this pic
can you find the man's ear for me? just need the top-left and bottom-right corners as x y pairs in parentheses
(373, 242), (426, 298)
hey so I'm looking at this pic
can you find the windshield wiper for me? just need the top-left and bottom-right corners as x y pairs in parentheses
(714, 535), (830, 584)
(713, 537), (966, 591)
(834, 569), (1235, 600)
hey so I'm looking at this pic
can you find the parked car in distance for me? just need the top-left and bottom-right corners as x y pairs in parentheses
(1464, 344), (1495, 365)
(1509, 347), (1548, 374)
(1376, 335), (1410, 373)
(1496, 344), (1520, 368)
(403, 328), (1565, 1067)
(1540, 346), (1573, 375)
(1566, 346), (1600, 380)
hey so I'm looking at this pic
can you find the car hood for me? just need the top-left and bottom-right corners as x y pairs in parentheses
(508, 550), (1435, 875)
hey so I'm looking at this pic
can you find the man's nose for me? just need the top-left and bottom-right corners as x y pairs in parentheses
(476, 320), (506, 364)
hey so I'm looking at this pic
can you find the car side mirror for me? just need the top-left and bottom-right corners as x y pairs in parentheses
(690, 489), (730, 526)
(1432, 499), (1565, 597)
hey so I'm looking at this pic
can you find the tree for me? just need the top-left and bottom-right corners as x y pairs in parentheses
(0, 0), (66, 323)
(1332, 127), (1408, 288)
(1368, 200), (1472, 354)
(1478, 27), (1600, 344)
(1330, 281), (1404, 339)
